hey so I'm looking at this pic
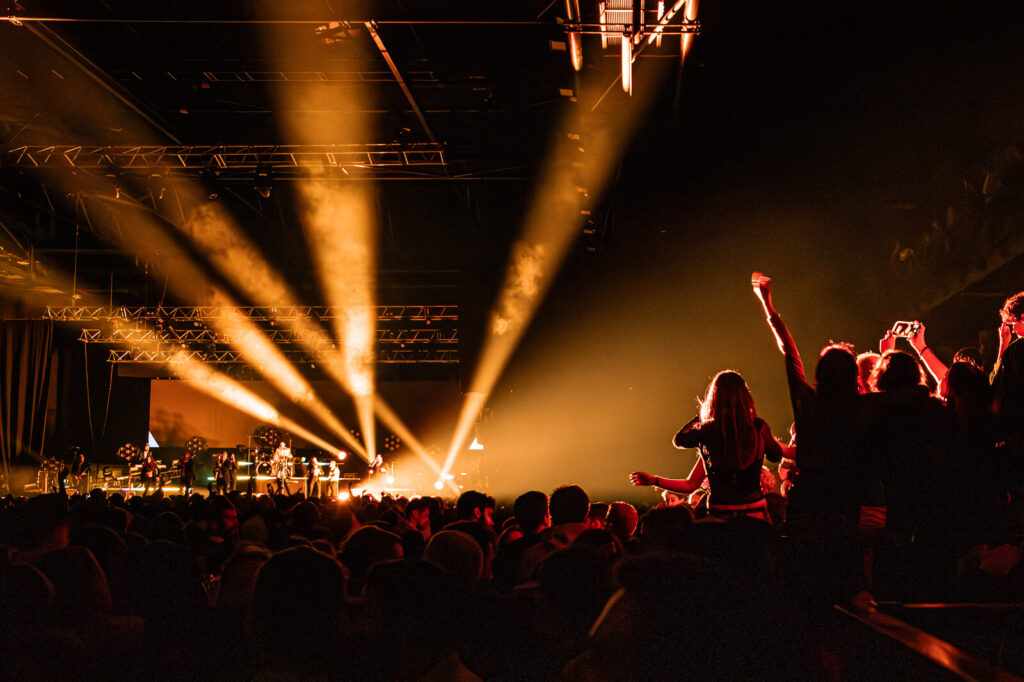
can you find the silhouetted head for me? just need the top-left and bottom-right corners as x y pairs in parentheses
(699, 370), (755, 426)
(870, 350), (927, 392)
(550, 484), (590, 525)
(253, 546), (345, 662)
(815, 344), (858, 399)
(945, 360), (990, 418)
(455, 490), (496, 528)
(1000, 290), (1024, 336)
(424, 529), (483, 588)
(510, 491), (548, 535)
(606, 501), (639, 542)
(855, 351), (880, 394)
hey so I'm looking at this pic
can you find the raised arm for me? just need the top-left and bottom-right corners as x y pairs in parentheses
(751, 272), (807, 386)
(630, 457), (706, 495)
(879, 329), (896, 354)
(997, 318), (1015, 364)
(906, 321), (948, 387)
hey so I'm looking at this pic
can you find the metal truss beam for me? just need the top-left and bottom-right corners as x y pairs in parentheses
(109, 69), (441, 85)
(47, 305), (459, 322)
(4, 143), (446, 173)
(79, 327), (458, 346)
(107, 347), (457, 364)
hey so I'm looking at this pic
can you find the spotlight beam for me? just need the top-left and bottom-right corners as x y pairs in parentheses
(173, 185), (373, 418)
(294, 178), (378, 460)
(374, 396), (458, 493)
(261, 14), (381, 461)
(70, 185), (368, 460)
(442, 69), (660, 478)
(2, 33), (370, 460)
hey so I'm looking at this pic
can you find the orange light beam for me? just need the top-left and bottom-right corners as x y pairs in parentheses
(77, 190), (368, 459)
(261, 13), (380, 461)
(441, 72), (657, 478)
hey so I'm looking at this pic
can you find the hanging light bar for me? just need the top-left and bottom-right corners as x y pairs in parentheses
(620, 33), (632, 94)
(565, 0), (584, 71)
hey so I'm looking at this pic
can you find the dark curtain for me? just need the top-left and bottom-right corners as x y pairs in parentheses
(54, 332), (150, 462)
(0, 320), (55, 480)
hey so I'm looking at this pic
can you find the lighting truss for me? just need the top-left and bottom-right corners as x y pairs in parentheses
(572, 18), (699, 37)
(46, 305), (459, 322)
(108, 69), (441, 84)
(3, 143), (447, 175)
(78, 327), (458, 347)
(106, 347), (457, 364)
(52, 305), (459, 365)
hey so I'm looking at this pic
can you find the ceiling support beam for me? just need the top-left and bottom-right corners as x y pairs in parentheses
(364, 21), (439, 146)
(21, 22), (182, 144)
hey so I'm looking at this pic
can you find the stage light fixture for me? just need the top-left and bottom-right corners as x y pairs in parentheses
(253, 167), (273, 199)
(565, 0), (583, 71)
(621, 35), (632, 94)
(201, 167), (220, 200)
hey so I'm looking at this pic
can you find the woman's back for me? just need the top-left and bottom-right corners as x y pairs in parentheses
(675, 416), (781, 505)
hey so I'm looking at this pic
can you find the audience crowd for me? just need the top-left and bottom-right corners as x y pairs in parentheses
(0, 275), (1022, 680)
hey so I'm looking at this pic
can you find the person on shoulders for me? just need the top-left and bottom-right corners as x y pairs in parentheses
(631, 370), (783, 523)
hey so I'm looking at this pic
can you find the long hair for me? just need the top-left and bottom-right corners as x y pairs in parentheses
(698, 370), (758, 470)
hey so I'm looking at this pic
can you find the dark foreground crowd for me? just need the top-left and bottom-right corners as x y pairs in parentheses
(1, 275), (1023, 680)
(2, 481), (993, 682)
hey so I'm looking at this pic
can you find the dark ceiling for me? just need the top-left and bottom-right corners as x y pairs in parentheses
(1, 1), (1023, 372)
(0, 1), (591, 308)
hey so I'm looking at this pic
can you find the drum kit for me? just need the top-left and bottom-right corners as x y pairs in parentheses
(254, 446), (294, 478)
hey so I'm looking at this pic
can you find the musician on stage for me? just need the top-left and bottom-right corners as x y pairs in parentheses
(307, 456), (323, 498)
(66, 451), (89, 495)
(180, 452), (195, 497)
(215, 451), (230, 495)
(272, 441), (292, 495)
(226, 451), (238, 492)
(141, 451), (159, 496)
(325, 458), (340, 498)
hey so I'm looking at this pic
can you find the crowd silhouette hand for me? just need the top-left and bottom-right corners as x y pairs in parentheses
(879, 329), (896, 353)
(630, 471), (656, 487)
(751, 272), (773, 309)
(909, 320), (928, 351)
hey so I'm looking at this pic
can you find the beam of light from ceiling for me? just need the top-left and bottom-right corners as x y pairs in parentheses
(174, 196), (442, 473)
(166, 349), (343, 454)
(373, 396), (459, 494)
(0, 31), (364, 456)
(261, 10), (381, 462)
(76, 187), (368, 459)
(295, 178), (378, 463)
(440, 69), (661, 480)
(205, 288), (369, 458)
(171, 186), (375, 453)
(120, 203), (367, 457)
